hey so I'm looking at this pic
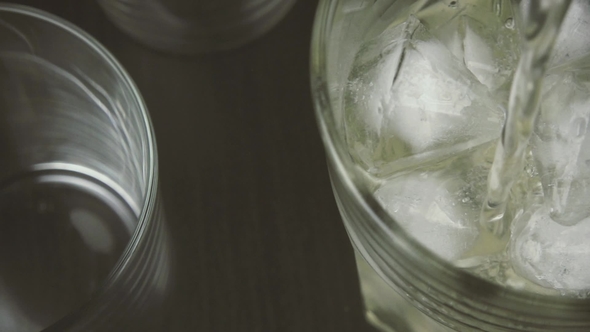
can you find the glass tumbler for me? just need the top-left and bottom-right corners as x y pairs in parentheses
(0, 5), (171, 332)
(97, 0), (297, 54)
(311, 0), (590, 331)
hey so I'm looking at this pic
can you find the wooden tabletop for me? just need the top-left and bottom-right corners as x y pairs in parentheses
(11, 0), (378, 331)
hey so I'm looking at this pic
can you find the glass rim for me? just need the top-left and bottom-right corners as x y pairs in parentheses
(310, 0), (590, 323)
(0, 3), (159, 329)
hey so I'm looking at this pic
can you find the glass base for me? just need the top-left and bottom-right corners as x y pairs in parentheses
(354, 250), (457, 332)
(98, 0), (297, 54)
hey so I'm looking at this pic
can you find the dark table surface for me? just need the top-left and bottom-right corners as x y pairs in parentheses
(11, 0), (377, 331)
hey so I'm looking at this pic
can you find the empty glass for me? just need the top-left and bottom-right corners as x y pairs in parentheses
(0, 5), (171, 331)
(97, 0), (297, 54)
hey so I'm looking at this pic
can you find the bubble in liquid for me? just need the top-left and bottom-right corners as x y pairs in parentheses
(505, 18), (515, 29)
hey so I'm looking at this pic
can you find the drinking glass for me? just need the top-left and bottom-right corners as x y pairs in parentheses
(97, 0), (297, 54)
(0, 5), (171, 331)
(310, 0), (590, 331)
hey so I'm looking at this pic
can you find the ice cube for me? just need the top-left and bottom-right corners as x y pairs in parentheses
(462, 16), (519, 92)
(423, 0), (520, 91)
(511, 205), (590, 291)
(373, 150), (489, 261)
(345, 17), (504, 178)
(548, 0), (590, 68)
(532, 72), (590, 226)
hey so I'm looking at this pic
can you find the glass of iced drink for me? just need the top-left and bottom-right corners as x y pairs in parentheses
(311, 0), (590, 331)
(0, 5), (171, 332)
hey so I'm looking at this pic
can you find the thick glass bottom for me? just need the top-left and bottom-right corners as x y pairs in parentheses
(354, 250), (457, 332)
(0, 168), (136, 331)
